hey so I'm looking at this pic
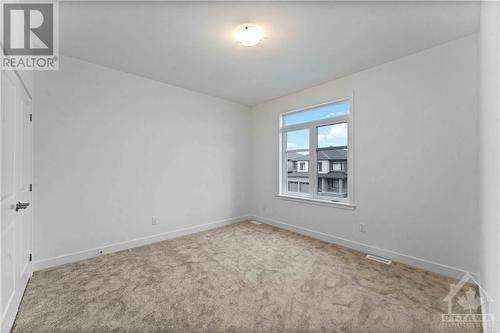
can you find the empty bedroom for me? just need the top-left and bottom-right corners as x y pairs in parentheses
(1, 1), (499, 332)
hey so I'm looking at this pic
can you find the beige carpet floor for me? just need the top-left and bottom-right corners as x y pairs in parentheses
(13, 222), (481, 332)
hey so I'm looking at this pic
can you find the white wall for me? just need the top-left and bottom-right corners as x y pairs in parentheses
(250, 35), (480, 278)
(34, 55), (251, 268)
(35, 35), (481, 281)
(479, 1), (500, 331)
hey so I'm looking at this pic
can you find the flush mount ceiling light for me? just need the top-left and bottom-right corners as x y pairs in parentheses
(234, 24), (265, 47)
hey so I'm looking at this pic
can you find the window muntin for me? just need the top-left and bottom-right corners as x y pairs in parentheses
(280, 99), (352, 204)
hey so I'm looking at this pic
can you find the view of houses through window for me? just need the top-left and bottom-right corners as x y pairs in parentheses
(281, 99), (351, 202)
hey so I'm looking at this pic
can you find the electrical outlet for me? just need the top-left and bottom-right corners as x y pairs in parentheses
(152, 217), (159, 225)
(359, 223), (366, 233)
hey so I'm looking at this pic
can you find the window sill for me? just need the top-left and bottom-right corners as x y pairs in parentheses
(275, 194), (356, 210)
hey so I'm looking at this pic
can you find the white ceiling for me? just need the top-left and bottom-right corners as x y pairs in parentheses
(60, 1), (480, 106)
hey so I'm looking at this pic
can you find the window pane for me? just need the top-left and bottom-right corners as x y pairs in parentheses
(287, 151), (309, 193)
(317, 122), (348, 148)
(286, 129), (309, 150)
(284, 100), (349, 126)
(316, 146), (348, 199)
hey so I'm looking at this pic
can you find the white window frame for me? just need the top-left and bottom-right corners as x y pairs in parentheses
(278, 97), (355, 209)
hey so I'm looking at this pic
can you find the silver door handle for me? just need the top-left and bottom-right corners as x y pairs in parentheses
(15, 201), (30, 212)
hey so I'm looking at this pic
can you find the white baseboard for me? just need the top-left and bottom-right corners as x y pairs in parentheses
(35, 213), (477, 281)
(250, 215), (478, 281)
(34, 215), (251, 271)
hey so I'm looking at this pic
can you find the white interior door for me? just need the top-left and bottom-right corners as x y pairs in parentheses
(1, 70), (33, 333)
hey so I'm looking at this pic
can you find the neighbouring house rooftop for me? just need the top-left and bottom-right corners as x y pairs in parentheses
(288, 146), (348, 161)
(288, 171), (347, 179)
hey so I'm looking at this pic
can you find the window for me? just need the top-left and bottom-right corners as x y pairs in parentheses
(332, 162), (345, 171)
(299, 182), (309, 193)
(288, 181), (298, 192)
(280, 98), (353, 204)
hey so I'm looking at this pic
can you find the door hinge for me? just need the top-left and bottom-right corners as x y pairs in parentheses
(29, 253), (32, 262)
(29, 114), (33, 122)
(29, 184), (32, 192)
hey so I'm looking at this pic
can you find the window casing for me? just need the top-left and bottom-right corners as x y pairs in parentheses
(279, 98), (353, 205)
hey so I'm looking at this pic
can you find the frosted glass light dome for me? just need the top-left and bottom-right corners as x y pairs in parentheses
(234, 24), (264, 46)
